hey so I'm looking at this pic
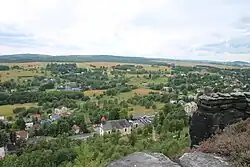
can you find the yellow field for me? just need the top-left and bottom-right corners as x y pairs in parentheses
(0, 103), (37, 116)
(84, 90), (104, 96)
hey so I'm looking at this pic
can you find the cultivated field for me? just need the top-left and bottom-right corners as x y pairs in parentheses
(84, 90), (104, 96)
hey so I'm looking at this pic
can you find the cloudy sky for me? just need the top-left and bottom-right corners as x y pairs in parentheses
(0, 0), (250, 61)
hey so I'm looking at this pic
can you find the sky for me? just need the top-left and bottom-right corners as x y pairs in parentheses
(0, 0), (250, 62)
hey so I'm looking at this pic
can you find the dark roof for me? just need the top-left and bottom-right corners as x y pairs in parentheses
(103, 119), (131, 131)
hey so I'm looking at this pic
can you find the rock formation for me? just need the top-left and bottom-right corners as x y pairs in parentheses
(106, 152), (180, 167)
(106, 152), (230, 167)
(190, 92), (250, 147)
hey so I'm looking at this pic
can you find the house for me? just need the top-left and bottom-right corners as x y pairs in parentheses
(50, 114), (60, 121)
(162, 87), (171, 92)
(24, 118), (33, 130)
(170, 100), (177, 104)
(130, 115), (154, 128)
(100, 119), (132, 136)
(72, 125), (80, 134)
(58, 82), (83, 91)
(0, 115), (4, 121)
(0, 147), (5, 159)
(16, 130), (29, 140)
(54, 107), (72, 118)
(32, 114), (41, 120)
(184, 102), (198, 117)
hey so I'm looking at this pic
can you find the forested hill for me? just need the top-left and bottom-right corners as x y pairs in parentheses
(0, 54), (249, 67)
(0, 54), (168, 65)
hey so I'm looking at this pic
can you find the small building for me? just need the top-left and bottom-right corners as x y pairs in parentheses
(72, 125), (80, 134)
(24, 118), (33, 130)
(170, 100), (177, 104)
(0, 147), (5, 159)
(32, 114), (41, 120)
(184, 102), (198, 117)
(0, 116), (4, 121)
(162, 87), (171, 92)
(16, 130), (29, 140)
(100, 119), (132, 136)
(131, 115), (154, 128)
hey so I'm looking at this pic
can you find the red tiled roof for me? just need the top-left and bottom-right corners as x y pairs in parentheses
(32, 114), (41, 119)
(101, 116), (107, 121)
(16, 130), (28, 139)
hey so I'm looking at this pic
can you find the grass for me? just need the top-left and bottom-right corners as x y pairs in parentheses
(0, 103), (37, 116)
(0, 69), (44, 82)
(0, 62), (45, 68)
(147, 77), (168, 84)
(132, 88), (160, 95)
(129, 105), (155, 116)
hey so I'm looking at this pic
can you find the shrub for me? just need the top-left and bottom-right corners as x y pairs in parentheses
(197, 119), (250, 167)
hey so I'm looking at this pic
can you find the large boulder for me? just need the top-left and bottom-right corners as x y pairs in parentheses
(190, 92), (250, 147)
(179, 152), (230, 167)
(106, 152), (181, 167)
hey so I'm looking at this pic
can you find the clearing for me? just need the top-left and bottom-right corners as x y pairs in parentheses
(0, 103), (37, 117)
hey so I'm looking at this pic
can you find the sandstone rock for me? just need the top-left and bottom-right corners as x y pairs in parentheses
(106, 152), (180, 167)
(106, 152), (232, 167)
(179, 152), (230, 167)
(190, 92), (250, 147)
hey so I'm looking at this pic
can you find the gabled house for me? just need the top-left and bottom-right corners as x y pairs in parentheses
(100, 119), (132, 136)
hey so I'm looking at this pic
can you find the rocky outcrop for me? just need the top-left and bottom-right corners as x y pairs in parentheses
(190, 92), (250, 147)
(179, 152), (230, 167)
(106, 152), (180, 167)
(106, 152), (230, 167)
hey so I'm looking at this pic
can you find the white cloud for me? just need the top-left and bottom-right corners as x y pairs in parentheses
(0, 0), (250, 61)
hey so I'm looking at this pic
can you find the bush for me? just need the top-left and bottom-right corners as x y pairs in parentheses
(197, 119), (250, 167)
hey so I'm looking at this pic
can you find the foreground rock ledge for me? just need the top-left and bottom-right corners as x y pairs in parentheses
(106, 152), (180, 167)
(106, 152), (230, 167)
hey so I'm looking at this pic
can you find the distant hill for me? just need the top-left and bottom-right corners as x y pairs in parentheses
(0, 54), (168, 65)
(0, 54), (249, 67)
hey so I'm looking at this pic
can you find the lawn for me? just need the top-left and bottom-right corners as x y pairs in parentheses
(0, 103), (37, 116)
(129, 105), (155, 116)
